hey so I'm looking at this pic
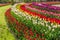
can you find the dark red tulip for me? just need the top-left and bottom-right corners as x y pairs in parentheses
(42, 34), (44, 36)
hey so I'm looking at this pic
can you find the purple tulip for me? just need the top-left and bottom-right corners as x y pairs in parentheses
(32, 2), (60, 11)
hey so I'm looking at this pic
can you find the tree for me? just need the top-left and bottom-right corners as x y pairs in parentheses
(11, 0), (14, 5)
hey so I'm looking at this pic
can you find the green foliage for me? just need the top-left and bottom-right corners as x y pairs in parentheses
(0, 0), (11, 3)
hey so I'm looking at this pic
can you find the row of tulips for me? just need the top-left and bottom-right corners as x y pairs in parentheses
(41, 2), (60, 5)
(20, 4), (60, 26)
(25, 5), (60, 20)
(10, 4), (60, 40)
(32, 2), (60, 13)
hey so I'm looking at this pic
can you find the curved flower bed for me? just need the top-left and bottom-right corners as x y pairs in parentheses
(5, 3), (60, 40)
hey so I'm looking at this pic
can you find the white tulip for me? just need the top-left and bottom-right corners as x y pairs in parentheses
(52, 29), (55, 31)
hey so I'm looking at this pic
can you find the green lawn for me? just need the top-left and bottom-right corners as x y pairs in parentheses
(0, 5), (15, 40)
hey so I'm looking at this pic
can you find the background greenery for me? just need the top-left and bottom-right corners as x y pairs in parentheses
(0, 0), (46, 3)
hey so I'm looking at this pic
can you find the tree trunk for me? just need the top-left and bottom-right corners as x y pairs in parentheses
(11, 0), (14, 5)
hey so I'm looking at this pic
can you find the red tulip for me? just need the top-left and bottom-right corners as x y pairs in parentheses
(29, 30), (34, 36)
(16, 20), (20, 26)
(43, 38), (46, 40)
(25, 35), (30, 39)
(40, 38), (43, 40)
(28, 38), (32, 40)
(23, 30), (27, 34)
(42, 34), (44, 36)
(33, 38), (37, 40)
(25, 27), (28, 31)
(36, 34), (40, 37)
(15, 26), (20, 32)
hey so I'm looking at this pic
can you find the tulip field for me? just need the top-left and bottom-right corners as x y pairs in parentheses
(5, 2), (60, 40)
